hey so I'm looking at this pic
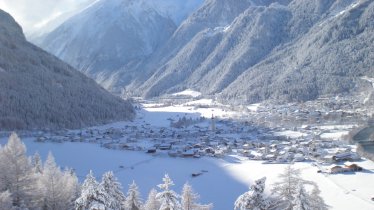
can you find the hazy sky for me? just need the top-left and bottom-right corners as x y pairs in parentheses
(0, 0), (96, 34)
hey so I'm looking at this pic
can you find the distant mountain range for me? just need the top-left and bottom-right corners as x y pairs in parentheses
(36, 0), (374, 103)
(36, 0), (203, 92)
(0, 9), (134, 130)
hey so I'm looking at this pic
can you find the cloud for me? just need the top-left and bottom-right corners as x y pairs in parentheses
(0, 0), (95, 34)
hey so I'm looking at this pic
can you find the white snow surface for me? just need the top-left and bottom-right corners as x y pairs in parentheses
(246, 103), (261, 112)
(142, 104), (234, 127)
(273, 130), (306, 138)
(334, 1), (361, 18)
(320, 131), (350, 140)
(184, 99), (214, 106)
(172, 89), (202, 98)
(0, 139), (373, 210)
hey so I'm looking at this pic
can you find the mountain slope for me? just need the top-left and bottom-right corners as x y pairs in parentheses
(221, 0), (374, 103)
(38, 0), (203, 92)
(37, 0), (374, 104)
(140, 0), (374, 102)
(140, 0), (291, 97)
(0, 9), (134, 130)
(137, 0), (256, 96)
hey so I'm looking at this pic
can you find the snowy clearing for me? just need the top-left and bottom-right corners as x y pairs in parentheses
(247, 103), (261, 112)
(140, 104), (235, 127)
(184, 99), (214, 106)
(172, 89), (202, 98)
(317, 125), (357, 130)
(273, 130), (307, 138)
(0, 139), (246, 210)
(320, 131), (350, 140)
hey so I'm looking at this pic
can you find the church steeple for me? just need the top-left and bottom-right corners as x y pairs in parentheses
(211, 113), (216, 131)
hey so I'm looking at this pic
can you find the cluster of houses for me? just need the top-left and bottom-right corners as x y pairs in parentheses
(241, 95), (373, 131)
(27, 94), (374, 176)
(31, 116), (363, 171)
(329, 162), (363, 174)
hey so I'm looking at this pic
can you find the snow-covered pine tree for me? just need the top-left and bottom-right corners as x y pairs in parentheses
(143, 188), (160, 210)
(156, 174), (181, 210)
(181, 182), (212, 210)
(75, 170), (109, 210)
(181, 183), (198, 210)
(0, 132), (36, 207)
(234, 177), (270, 210)
(124, 181), (142, 210)
(0, 190), (13, 210)
(101, 171), (126, 210)
(39, 152), (79, 210)
(293, 185), (312, 210)
(271, 165), (303, 209)
(31, 152), (43, 174)
(308, 185), (328, 210)
(39, 152), (64, 210)
(62, 168), (80, 209)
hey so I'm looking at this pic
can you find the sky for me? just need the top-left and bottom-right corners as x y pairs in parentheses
(0, 0), (96, 35)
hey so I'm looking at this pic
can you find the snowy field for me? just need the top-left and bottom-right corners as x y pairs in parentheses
(0, 138), (373, 210)
(1, 99), (373, 209)
(0, 138), (247, 209)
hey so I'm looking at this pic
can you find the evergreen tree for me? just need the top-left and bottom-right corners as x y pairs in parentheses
(156, 174), (181, 210)
(31, 152), (43, 174)
(308, 185), (328, 210)
(234, 177), (270, 210)
(39, 152), (63, 210)
(75, 171), (109, 210)
(0, 190), (13, 210)
(0, 133), (36, 207)
(124, 181), (142, 210)
(143, 189), (160, 210)
(181, 183), (198, 210)
(293, 185), (311, 210)
(39, 152), (79, 210)
(271, 165), (303, 209)
(101, 171), (126, 210)
(181, 183), (212, 210)
(62, 168), (80, 209)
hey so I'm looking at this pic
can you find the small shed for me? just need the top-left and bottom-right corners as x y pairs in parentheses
(146, 147), (157, 153)
(182, 150), (195, 157)
(344, 162), (363, 171)
(159, 143), (172, 150)
(330, 165), (345, 174)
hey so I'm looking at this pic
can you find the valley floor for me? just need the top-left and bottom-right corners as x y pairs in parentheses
(1, 96), (374, 210)
(0, 139), (372, 210)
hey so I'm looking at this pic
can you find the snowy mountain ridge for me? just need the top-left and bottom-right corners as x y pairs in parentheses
(37, 0), (374, 103)
(126, 0), (204, 25)
(37, 0), (203, 92)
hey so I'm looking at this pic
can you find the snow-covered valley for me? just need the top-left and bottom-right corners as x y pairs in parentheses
(1, 96), (374, 209)
(1, 0), (374, 209)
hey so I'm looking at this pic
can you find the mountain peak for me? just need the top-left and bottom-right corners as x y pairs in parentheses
(0, 10), (25, 42)
(36, 0), (374, 104)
